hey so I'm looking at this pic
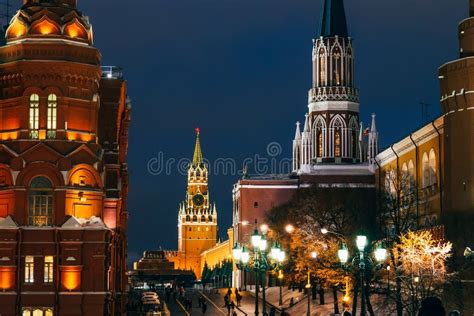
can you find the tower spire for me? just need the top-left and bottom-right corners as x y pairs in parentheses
(318, 0), (349, 38)
(193, 128), (203, 164)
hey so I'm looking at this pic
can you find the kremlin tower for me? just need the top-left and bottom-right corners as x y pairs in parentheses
(168, 129), (218, 279)
(292, 0), (378, 173)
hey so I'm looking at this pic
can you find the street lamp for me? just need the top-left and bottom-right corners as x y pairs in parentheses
(233, 233), (285, 316)
(306, 251), (317, 316)
(338, 236), (387, 316)
(285, 224), (295, 234)
(278, 270), (284, 305)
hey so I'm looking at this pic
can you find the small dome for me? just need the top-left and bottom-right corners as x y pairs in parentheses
(5, 0), (93, 45)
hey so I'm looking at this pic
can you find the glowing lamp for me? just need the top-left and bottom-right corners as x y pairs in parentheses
(310, 251), (318, 259)
(232, 243), (242, 261)
(321, 228), (329, 235)
(270, 243), (280, 260)
(374, 247), (387, 263)
(260, 224), (269, 233)
(258, 236), (267, 252)
(277, 250), (285, 262)
(285, 224), (295, 234)
(241, 247), (250, 264)
(338, 246), (349, 264)
(356, 235), (367, 251)
(251, 229), (261, 248)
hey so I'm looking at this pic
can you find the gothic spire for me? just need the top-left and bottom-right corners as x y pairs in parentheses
(370, 113), (377, 132)
(294, 121), (301, 139)
(318, 0), (349, 38)
(192, 128), (203, 165)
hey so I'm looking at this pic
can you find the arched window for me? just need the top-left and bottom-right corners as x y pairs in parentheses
(347, 48), (353, 86)
(429, 149), (437, 186)
(28, 177), (53, 226)
(313, 117), (326, 159)
(47, 94), (57, 139)
(402, 162), (408, 179)
(208, 215), (213, 222)
(332, 46), (342, 86)
(349, 118), (358, 159)
(186, 215), (191, 222)
(319, 48), (326, 86)
(334, 130), (341, 157)
(201, 215), (206, 222)
(193, 215), (197, 222)
(318, 131), (323, 157)
(422, 152), (430, 188)
(385, 169), (396, 195)
(29, 94), (40, 139)
(330, 116), (345, 158)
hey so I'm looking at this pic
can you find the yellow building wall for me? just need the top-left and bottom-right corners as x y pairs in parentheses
(200, 228), (234, 273)
(375, 117), (444, 227)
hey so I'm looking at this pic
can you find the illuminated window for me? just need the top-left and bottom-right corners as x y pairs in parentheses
(28, 177), (53, 226)
(429, 149), (437, 186)
(408, 160), (415, 188)
(318, 131), (323, 157)
(29, 94), (40, 139)
(47, 94), (57, 139)
(22, 309), (53, 316)
(44, 256), (53, 283)
(332, 47), (342, 86)
(422, 152), (430, 188)
(25, 256), (34, 283)
(334, 130), (341, 157)
(319, 48), (326, 86)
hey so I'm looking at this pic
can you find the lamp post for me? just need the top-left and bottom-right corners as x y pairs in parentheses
(233, 229), (285, 316)
(306, 251), (317, 316)
(338, 235), (387, 316)
(278, 270), (284, 306)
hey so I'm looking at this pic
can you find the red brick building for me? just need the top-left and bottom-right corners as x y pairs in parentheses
(0, 0), (131, 315)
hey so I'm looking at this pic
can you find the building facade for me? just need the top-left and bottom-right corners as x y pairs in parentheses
(166, 129), (218, 280)
(376, 0), (474, 252)
(0, 0), (131, 315)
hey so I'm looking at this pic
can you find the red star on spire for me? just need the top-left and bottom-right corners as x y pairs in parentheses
(195, 127), (200, 135)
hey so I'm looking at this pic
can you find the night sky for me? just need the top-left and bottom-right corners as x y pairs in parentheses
(52, 0), (466, 262)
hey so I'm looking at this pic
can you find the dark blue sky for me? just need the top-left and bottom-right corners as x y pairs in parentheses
(73, 0), (465, 261)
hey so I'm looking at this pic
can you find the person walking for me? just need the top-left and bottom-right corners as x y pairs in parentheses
(236, 291), (242, 307)
(202, 301), (208, 314)
(227, 300), (234, 315)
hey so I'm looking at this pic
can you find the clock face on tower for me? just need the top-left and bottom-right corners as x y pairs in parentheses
(192, 194), (204, 206)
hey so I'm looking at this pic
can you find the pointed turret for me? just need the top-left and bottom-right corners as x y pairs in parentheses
(319, 0), (349, 38)
(192, 128), (203, 165)
(294, 121), (301, 140)
(292, 122), (302, 172)
(368, 114), (379, 166)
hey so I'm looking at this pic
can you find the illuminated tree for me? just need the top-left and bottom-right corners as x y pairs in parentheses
(391, 230), (452, 315)
(378, 168), (421, 316)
